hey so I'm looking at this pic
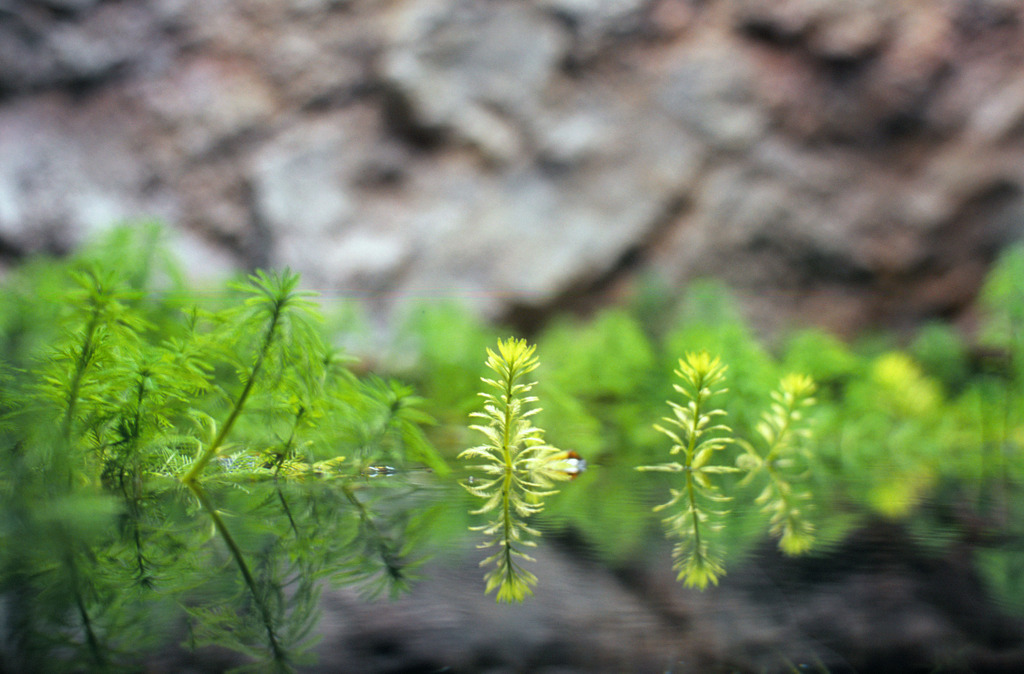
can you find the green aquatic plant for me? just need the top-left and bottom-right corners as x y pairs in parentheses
(532, 310), (664, 562)
(10, 219), (1024, 671)
(340, 376), (448, 476)
(736, 373), (817, 555)
(182, 268), (325, 483)
(458, 338), (574, 602)
(637, 351), (738, 589)
(638, 352), (821, 586)
(663, 281), (781, 435)
(0, 226), (444, 670)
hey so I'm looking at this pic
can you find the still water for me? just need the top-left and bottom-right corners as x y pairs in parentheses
(3, 463), (1023, 673)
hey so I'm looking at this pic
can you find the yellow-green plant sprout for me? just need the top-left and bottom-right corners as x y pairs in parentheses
(458, 338), (571, 602)
(736, 373), (817, 555)
(637, 351), (738, 589)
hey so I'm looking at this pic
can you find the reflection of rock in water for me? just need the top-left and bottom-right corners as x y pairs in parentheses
(325, 523), (1024, 672)
(156, 520), (1024, 672)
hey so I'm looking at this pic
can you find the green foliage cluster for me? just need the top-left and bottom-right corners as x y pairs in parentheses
(420, 249), (1024, 600)
(636, 353), (817, 588)
(457, 337), (818, 595)
(4, 221), (1024, 667)
(0, 226), (446, 671)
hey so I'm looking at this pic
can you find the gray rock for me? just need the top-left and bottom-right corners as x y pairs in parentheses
(382, 0), (568, 160)
(966, 72), (1024, 144)
(0, 1), (163, 90)
(38, 0), (100, 11)
(655, 41), (768, 150)
(251, 114), (364, 240)
(248, 107), (418, 289)
(537, 0), (650, 58)
(3, 0), (1024, 337)
(0, 95), (169, 253)
(138, 56), (279, 159)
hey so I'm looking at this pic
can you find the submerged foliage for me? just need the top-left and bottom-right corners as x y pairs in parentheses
(458, 338), (574, 602)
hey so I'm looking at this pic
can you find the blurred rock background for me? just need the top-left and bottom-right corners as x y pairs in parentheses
(2, 0), (1024, 336)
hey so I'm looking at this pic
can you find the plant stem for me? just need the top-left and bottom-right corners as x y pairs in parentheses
(188, 482), (286, 664)
(341, 484), (403, 585)
(276, 486), (300, 538)
(501, 360), (517, 471)
(499, 468), (515, 581)
(685, 378), (704, 571)
(66, 549), (105, 670)
(182, 307), (281, 483)
(499, 356), (520, 586)
(60, 304), (102, 444)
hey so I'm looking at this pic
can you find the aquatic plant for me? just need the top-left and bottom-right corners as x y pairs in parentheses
(637, 351), (738, 588)
(181, 268), (325, 483)
(6, 219), (1024, 673)
(0, 226), (442, 670)
(458, 338), (575, 602)
(637, 350), (821, 585)
(736, 373), (817, 555)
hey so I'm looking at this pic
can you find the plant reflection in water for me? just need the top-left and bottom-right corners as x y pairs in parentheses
(458, 338), (580, 603)
(4, 227), (1024, 671)
(109, 472), (439, 671)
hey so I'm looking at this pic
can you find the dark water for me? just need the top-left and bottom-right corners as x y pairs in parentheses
(3, 466), (1024, 673)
